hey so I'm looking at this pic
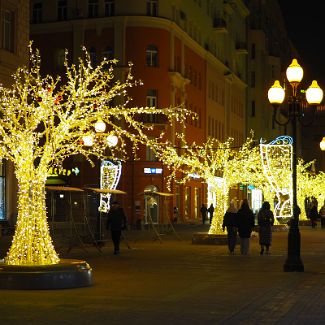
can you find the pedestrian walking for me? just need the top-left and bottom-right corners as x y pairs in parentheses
(237, 199), (255, 255)
(309, 204), (319, 228)
(257, 201), (274, 255)
(106, 201), (127, 255)
(222, 201), (238, 254)
(173, 206), (179, 223)
(200, 204), (208, 224)
(207, 203), (215, 224)
(319, 202), (325, 228)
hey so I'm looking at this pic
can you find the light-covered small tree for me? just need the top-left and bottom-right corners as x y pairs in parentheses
(0, 46), (189, 265)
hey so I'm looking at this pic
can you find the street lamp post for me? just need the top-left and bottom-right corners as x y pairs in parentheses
(268, 59), (323, 272)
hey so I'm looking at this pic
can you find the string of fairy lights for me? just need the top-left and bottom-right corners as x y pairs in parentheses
(1, 44), (325, 264)
(0, 45), (191, 266)
(155, 132), (325, 235)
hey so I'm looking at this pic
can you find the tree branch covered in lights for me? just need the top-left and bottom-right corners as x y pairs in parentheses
(157, 133), (267, 234)
(0, 46), (190, 265)
(158, 132), (325, 234)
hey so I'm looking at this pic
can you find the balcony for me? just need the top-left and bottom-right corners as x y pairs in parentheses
(213, 18), (228, 33)
(235, 42), (248, 55)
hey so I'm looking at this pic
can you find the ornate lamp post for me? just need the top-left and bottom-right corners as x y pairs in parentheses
(268, 59), (323, 272)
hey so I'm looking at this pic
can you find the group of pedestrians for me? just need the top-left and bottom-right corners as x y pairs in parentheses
(200, 203), (215, 224)
(222, 199), (274, 255)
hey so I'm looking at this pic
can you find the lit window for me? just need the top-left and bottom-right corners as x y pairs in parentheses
(146, 45), (158, 67)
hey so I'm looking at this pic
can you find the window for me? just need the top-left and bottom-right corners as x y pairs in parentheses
(146, 139), (158, 161)
(251, 43), (256, 59)
(32, 2), (42, 23)
(105, 0), (115, 16)
(102, 46), (114, 60)
(184, 186), (191, 220)
(89, 47), (97, 67)
(58, 0), (67, 21)
(146, 45), (158, 67)
(55, 49), (66, 70)
(88, 0), (98, 18)
(251, 71), (255, 88)
(251, 101), (256, 117)
(2, 10), (15, 52)
(147, 0), (158, 16)
(146, 89), (157, 107)
(146, 89), (158, 123)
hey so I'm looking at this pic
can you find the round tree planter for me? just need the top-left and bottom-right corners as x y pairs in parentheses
(0, 259), (93, 290)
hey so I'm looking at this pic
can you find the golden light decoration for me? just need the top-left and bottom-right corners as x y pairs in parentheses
(155, 130), (325, 234)
(0, 45), (191, 266)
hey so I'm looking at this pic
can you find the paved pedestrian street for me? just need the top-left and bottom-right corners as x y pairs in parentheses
(1, 225), (325, 324)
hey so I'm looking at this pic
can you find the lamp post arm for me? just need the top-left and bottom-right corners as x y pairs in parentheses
(272, 105), (290, 126)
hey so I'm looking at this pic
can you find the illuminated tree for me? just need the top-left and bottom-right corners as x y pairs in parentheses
(0, 46), (189, 265)
(157, 133), (268, 234)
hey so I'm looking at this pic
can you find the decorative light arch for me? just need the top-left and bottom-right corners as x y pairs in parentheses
(260, 136), (293, 220)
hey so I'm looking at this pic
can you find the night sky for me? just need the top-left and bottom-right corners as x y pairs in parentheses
(278, 1), (325, 87)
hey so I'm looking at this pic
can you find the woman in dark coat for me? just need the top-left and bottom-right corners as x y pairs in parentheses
(222, 201), (238, 254)
(257, 201), (274, 255)
(237, 199), (255, 255)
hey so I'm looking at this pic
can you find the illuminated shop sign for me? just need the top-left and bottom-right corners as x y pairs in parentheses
(144, 168), (163, 174)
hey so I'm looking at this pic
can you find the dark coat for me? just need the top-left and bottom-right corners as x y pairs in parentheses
(257, 208), (274, 245)
(106, 206), (127, 231)
(222, 211), (237, 228)
(237, 206), (255, 238)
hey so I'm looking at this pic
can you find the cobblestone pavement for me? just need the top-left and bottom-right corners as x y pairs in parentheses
(1, 224), (325, 324)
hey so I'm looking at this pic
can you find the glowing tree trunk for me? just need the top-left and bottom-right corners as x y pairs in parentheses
(5, 167), (59, 266)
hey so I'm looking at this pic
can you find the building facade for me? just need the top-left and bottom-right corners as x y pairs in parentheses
(30, 0), (250, 226)
(0, 0), (29, 223)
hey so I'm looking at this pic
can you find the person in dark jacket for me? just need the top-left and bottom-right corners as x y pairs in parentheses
(237, 199), (255, 255)
(309, 204), (319, 228)
(200, 204), (208, 224)
(257, 201), (274, 255)
(222, 201), (238, 254)
(208, 203), (215, 224)
(106, 201), (127, 255)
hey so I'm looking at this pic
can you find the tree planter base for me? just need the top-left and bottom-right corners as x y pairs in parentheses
(0, 259), (93, 290)
(192, 232), (228, 245)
